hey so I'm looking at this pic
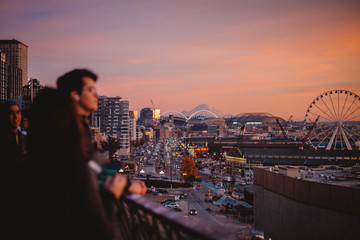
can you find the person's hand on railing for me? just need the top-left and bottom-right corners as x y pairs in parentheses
(104, 173), (127, 199)
(128, 180), (147, 196)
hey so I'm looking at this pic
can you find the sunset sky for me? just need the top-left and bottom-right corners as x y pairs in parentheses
(1, 0), (360, 120)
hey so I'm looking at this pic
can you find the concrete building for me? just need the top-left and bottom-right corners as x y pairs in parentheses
(254, 165), (360, 240)
(156, 122), (175, 139)
(129, 111), (137, 142)
(22, 78), (46, 102)
(0, 49), (23, 102)
(118, 100), (130, 157)
(0, 51), (7, 102)
(143, 127), (154, 140)
(19, 78), (47, 110)
(91, 96), (130, 158)
(207, 124), (225, 137)
(136, 125), (143, 140)
(139, 107), (158, 127)
(0, 39), (28, 86)
(7, 65), (22, 100)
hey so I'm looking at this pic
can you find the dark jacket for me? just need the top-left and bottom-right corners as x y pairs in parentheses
(0, 129), (27, 239)
(26, 159), (122, 240)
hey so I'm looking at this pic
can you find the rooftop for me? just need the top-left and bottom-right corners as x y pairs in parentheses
(272, 165), (360, 189)
(0, 39), (28, 47)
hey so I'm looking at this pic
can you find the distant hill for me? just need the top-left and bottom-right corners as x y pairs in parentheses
(181, 104), (232, 118)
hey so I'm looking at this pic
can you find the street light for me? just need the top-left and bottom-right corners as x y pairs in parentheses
(159, 170), (164, 180)
(119, 169), (124, 173)
(182, 172), (187, 183)
(140, 169), (145, 174)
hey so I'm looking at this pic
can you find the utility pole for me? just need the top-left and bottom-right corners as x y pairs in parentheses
(170, 153), (173, 182)
(220, 156), (224, 187)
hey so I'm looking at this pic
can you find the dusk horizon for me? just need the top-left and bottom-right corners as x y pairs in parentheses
(2, 0), (360, 120)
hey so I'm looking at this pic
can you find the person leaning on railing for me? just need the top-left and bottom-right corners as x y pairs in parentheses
(23, 80), (146, 239)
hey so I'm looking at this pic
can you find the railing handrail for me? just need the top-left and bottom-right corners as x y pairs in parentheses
(118, 192), (234, 240)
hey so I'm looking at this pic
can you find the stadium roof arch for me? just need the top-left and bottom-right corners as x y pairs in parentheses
(231, 112), (285, 124)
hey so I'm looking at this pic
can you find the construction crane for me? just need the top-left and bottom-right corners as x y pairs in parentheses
(150, 99), (160, 109)
(282, 115), (293, 138)
(286, 115), (293, 126)
(276, 119), (288, 139)
(275, 115), (293, 139)
(150, 99), (155, 109)
(300, 115), (320, 149)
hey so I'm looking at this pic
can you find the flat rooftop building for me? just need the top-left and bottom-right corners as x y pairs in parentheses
(254, 165), (360, 240)
(0, 39), (28, 86)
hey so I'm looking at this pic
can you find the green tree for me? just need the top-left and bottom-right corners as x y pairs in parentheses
(180, 156), (198, 183)
(101, 135), (120, 161)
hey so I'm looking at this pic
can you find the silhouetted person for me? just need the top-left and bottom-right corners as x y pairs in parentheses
(0, 100), (26, 168)
(24, 69), (146, 240)
(57, 69), (104, 166)
(25, 88), (146, 240)
(0, 100), (27, 239)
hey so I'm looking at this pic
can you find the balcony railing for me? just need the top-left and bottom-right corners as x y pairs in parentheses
(116, 193), (234, 240)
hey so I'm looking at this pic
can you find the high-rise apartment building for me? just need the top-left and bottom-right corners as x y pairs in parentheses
(139, 107), (155, 127)
(7, 66), (22, 100)
(0, 39), (28, 86)
(129, 111), (137, 142)
(118, 100), (130, 157)
(0, 50), (23, 102)
(91, 96), (130, 158)
(0, 51), (7, 102)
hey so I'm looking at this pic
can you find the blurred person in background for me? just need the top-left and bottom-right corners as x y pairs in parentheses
(25, 88), (146, 240)
(19, 109), (29, 135)
(0, 100), (27, 239)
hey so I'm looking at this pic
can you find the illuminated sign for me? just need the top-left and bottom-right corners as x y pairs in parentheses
(194, 147), (209, 152)
(225, 156), (247, 164)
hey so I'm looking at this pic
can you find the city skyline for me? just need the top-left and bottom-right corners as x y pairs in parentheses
(1, 0), (360, 120)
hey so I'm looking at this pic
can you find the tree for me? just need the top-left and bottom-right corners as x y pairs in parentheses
(180, 156), (198, 183)
(101, 135), (120, 161)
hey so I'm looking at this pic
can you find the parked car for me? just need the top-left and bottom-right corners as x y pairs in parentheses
(163, 202), (179, 208)
(179, 193), (188, 199)
(189, 209), (197, 215)
(157, 188), (169, 193)
(160, 199), (175, 205)
(172, 207), (182, 212)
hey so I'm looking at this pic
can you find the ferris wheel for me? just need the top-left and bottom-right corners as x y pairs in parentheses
(304, 90), (360, 150)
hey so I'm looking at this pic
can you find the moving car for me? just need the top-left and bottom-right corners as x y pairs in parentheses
(189, 209), (197, 215)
